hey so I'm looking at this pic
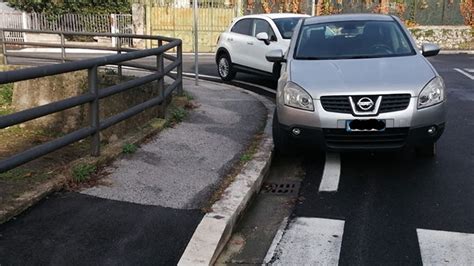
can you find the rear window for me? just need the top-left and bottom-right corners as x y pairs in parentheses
(295, 20), (415, 60)
(231, 19), (252, 36)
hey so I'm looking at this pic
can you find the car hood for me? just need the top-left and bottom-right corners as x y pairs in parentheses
(289, 55), (436, 99)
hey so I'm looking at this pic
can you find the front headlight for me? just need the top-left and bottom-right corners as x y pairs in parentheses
(283, 82), (314, 111)
(418, 77), (445, 109)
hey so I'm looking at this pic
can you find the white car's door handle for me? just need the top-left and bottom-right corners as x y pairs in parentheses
(228, 38), (233, 41)
(247, 42), (254, 45)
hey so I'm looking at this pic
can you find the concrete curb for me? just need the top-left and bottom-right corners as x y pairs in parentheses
(439, 50), (474, 54)
(178, 80), (275, 265)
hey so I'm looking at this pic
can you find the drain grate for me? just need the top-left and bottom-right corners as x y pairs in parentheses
(261, 182), (300, 196)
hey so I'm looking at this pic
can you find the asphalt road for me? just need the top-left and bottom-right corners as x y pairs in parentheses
(218, 54), (474, 265)
(3, 51), (473, 264)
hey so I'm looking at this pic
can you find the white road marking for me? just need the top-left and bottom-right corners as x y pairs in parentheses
(263, 217), (288, 264)
(454, 68), (474, 80)
(173, 71), (277, 95)
(319, 152), (341, 192)
(465, 68), (474, 73)
(270, 217), (345, 265)
(417, 228), (474, 265)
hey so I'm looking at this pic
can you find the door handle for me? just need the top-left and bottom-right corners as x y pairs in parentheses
(247, 42), (254, 45)
(228, 38), (233, 41)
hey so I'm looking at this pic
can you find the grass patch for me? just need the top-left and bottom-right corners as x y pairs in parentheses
(72, 163), (96, 183)
(0, 168), (30, 181)
(183, 91), (194, 101)
(0, 168), (50, 181)
(0, 106), (13, 116)
(170, 106), (188, 124)
(240, 153), (253, 163)
(0, 83), (13, 106)
(122, 143), (138, 154)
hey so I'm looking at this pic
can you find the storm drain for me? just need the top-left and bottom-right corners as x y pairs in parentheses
(261, 182), (300, 196)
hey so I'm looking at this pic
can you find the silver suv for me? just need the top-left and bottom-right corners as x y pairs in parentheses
(267, 14), (446, 156)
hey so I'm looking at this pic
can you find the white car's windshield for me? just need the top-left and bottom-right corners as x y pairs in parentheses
(273, 17), (304, 39)
(295, 20), (416, 60)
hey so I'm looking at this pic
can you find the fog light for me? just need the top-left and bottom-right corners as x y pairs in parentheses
(427, 126), (437, 136)
(292, 128), (301, 136)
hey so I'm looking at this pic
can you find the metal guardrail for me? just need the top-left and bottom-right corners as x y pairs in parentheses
(0, 28), (183, 173)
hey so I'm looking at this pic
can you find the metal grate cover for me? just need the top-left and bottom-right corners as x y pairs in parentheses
(261, 182), (300, 195)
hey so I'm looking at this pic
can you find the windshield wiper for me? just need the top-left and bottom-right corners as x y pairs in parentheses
(296, 56), (324, 60)
(343, 55), (378, 59)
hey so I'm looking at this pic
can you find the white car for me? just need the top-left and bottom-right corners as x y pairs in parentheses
(216, 13), (310, 81)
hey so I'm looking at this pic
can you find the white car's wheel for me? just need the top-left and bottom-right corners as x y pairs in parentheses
(217, 54), (236, 81)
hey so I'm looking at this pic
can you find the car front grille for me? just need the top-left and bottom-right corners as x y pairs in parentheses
(323, 128), (409, 149)
(320, 94), (411, 114)
(320, 96), (351, 114)
(379, 94), (411, 113)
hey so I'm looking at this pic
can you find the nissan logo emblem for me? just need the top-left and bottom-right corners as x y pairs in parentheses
(357, 97), (374, 111)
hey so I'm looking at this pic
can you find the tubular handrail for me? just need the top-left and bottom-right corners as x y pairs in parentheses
(0, 29), (184, 173)
(0, 28), (177, 42)
(0, 40), (180, 84)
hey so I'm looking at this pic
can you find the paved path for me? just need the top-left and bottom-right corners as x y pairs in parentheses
(0, 78), (268, 265)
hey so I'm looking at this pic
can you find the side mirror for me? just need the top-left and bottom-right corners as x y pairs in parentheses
(421, 43), (440, 57)
(256, 32), (270, 45)
(266, 49), (286, 63)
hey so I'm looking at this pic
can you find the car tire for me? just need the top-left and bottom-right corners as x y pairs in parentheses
(272, 109), (291, 155)
(415, 143), (436, 157)
(272, 62), (282, 80)
(217, 53), (236, 81)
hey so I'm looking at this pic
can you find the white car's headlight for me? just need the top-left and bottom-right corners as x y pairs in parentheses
(283, 82), (314, 111)
(418, 77), (445, 109)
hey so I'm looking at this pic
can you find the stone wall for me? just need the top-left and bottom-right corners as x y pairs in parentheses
(409, 26), (473, 50)
(11, 69), (166, 141)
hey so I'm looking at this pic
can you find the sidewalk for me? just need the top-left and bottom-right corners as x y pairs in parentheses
(0, 78), (272, 265)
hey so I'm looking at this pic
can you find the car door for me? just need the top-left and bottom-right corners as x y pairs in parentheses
(227, 18), (254, 67)
(249, 19), (287, 73)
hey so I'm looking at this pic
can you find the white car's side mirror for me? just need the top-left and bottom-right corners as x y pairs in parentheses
(266, 49), (286, 63)
(256, 32), (270, 45)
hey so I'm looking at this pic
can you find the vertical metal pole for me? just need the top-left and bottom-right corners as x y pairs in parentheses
(157, 39), (166, 118)
(177, 43), (183, 95)
(311, 0), (316, 16)
(0, 30), (7, 65)
(60, 33), (66, 63)
(88, 66), (100, 157)
(441, 0), (446, 24)
(117, 36), (122, 78)
(193, 0), (199, 85)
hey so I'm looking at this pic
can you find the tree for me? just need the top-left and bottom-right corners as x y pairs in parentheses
(7, 0), (131, 14)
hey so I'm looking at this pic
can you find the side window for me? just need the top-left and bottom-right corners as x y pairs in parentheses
(253, 19), (277, 41)
(231, 19), (252, 36)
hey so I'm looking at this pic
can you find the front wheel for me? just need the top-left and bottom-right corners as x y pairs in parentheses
(217, 53), (236, 81)
(415, 143), (436, 157)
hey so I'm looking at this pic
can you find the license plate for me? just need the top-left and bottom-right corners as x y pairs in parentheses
(346, 119), (386, 132)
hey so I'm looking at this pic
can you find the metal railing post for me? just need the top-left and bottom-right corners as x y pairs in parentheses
(157, 39), (165, 118)
(60, 33), (66, 63)
(177, 43), (183, 95)
(0, 30), (7, 65)
(116, 36), (122, 78)
(88, 66), (100, 156)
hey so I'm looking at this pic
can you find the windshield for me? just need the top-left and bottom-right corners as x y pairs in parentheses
(295, 20), (415, 60)
(273, 17), (305, 39)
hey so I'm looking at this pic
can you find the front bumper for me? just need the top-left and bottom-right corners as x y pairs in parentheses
(278, 98), (446, 129)
(277, 98), (446, 151)
(280, 123), (445, 151)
